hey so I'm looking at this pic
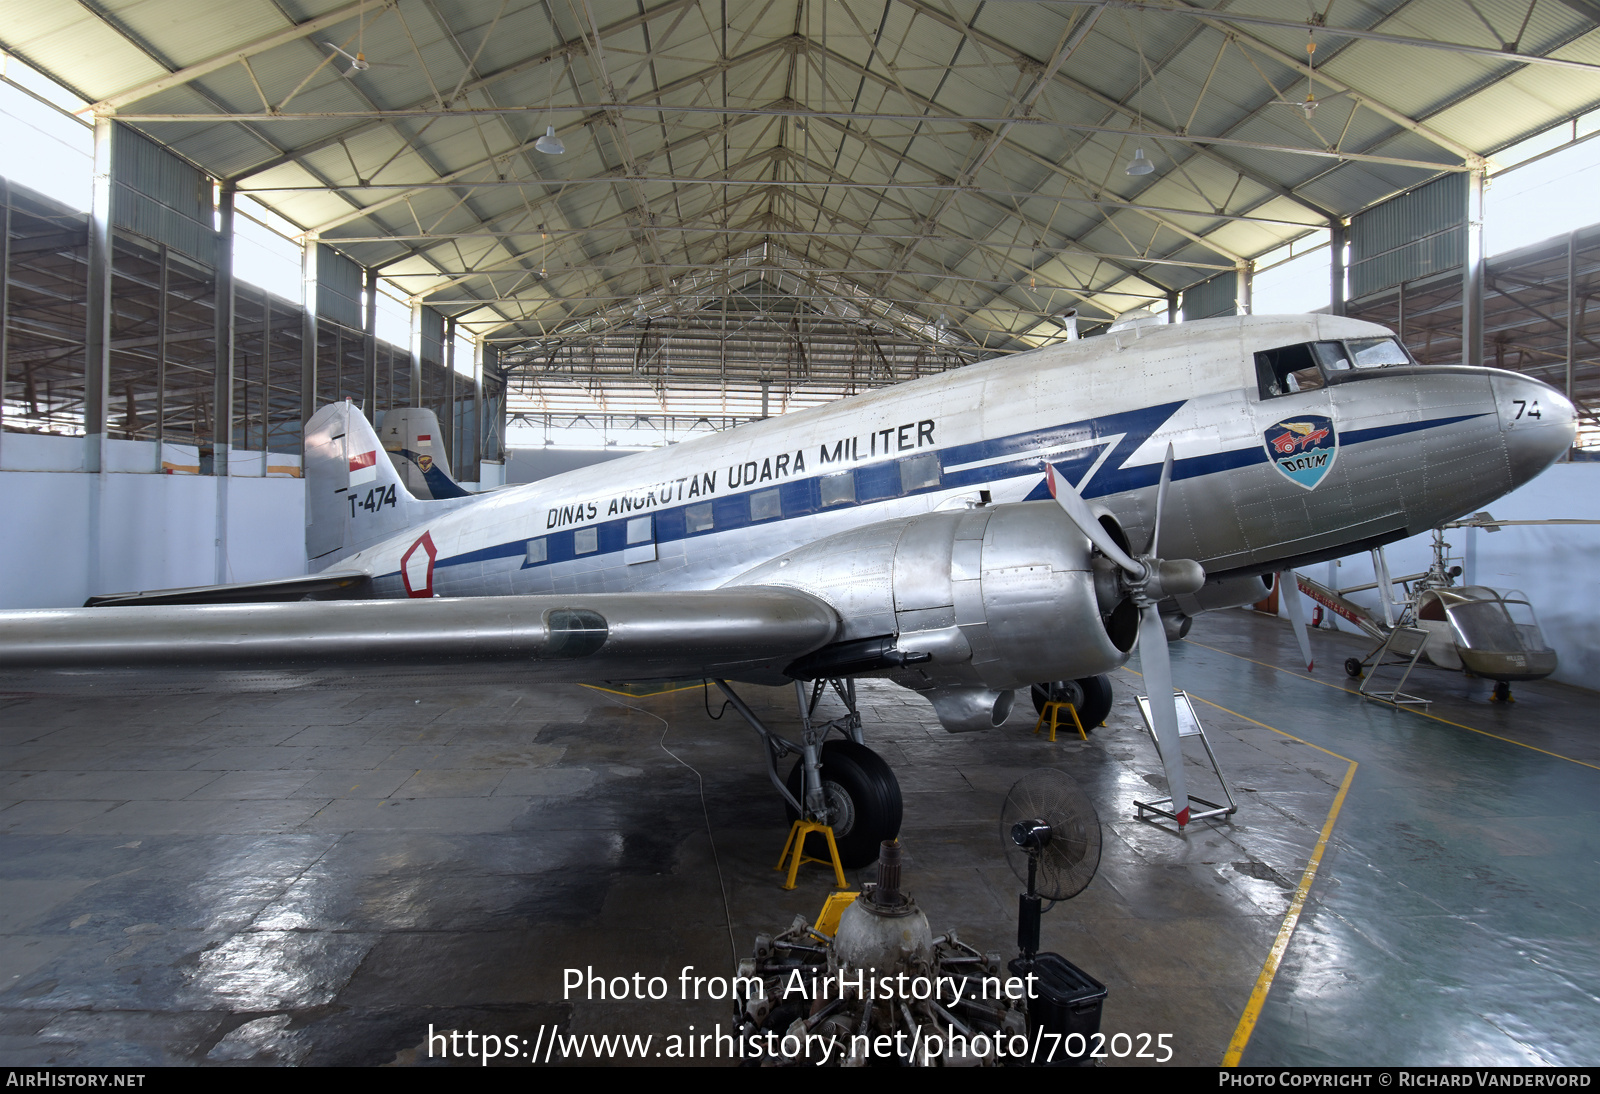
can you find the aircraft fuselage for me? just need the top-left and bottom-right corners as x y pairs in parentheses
(339, 315), (1575, 607)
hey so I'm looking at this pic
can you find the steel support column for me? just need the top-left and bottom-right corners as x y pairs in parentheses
(409, 302), (423, 404)
(212, 184), (236, 472)
(1567, 230), (1577, 460)
(1463, 169), (1486, 369)
(212, 184), (236, 584)
(444, 316), (456, 469)
(300, 235), (318, 429)
(1167, 289), (1178, 324)
(1330, 220), (1347, 317)
(471, 338), (482, 480)
(0, 179), (9, 463)
(1235, 262), (1252, 315)
(85, 117), (115, 472)
(155, 243), (168, 459)
(362, 265), (377, 414)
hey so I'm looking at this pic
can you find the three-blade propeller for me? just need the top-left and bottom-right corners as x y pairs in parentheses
(1044, 445), (1206, 826)
(1279, 569), (1315, 672)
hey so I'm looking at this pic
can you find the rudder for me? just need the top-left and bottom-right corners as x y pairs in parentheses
(305, 401), (435, 567)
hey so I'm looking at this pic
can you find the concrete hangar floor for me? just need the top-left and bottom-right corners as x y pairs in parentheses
(0, 609), (1594, 1068)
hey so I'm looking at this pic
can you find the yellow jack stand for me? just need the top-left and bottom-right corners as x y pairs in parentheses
(775, 820), (847, 891)
(1033, 699), (1087, 742)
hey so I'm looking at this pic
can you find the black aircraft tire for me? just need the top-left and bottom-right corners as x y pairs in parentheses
(1030, 675), (1114, 730)
(1345, 657), (1364, 679)
(784, 740), (903, 869)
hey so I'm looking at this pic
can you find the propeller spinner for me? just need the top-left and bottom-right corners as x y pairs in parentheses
(1044, 445), (1205, 825)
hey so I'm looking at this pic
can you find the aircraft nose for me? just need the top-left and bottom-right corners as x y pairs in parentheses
(1491, 372), (1576, 484)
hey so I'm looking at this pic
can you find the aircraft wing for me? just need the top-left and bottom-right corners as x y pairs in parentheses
(0, 588), (840, 685)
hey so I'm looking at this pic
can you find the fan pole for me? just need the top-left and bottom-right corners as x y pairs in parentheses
(1018, 853), (1042, 959)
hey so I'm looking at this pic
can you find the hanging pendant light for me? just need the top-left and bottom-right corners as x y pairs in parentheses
(1125, 147), (1154, 176)
(536, 125), (565, 155)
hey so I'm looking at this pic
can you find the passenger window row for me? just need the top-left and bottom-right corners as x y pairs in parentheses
(521, 451), (945, 563)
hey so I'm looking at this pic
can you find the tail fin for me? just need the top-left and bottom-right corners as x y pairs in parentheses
(377, 408), (471, 499)
(305, 401), (469, 567)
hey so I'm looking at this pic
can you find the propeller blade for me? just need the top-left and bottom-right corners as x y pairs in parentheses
(1144, 443), (1174, 557)
(1279, 569), (1315, 671)
(1138, 604), (1190, 826)
(1044, 462), (1141, 576)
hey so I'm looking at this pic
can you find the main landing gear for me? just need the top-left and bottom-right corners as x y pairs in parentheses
(1029, 675), (1115, 731)
(714, 677), (902, 869)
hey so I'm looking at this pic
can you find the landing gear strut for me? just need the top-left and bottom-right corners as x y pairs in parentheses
(714, 677), (902, 869)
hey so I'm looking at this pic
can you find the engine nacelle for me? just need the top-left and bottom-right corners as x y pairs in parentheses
(726, 502), (1133, 716)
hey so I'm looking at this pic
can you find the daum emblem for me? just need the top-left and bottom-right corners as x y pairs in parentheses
(1263, 415), (1337, 490)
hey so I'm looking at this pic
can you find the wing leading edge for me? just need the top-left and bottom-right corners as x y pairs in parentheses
(0, 588), (839, 685)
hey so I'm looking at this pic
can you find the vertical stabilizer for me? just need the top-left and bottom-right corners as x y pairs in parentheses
(378, 408), (471, 499)
(305, 401), (435, 566)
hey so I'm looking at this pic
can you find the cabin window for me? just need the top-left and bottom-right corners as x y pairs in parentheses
(525, 537), (547, 564)
(820, 470), (855, 507)
(899, 452), (941, 493)
(686, 502), (714, 532)
(626, 516), (653, 544)
(574, 526), (598, 554)
(750, 488), (782, 521)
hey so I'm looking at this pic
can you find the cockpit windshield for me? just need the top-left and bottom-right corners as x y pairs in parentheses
(1256, 337), (1412, 398)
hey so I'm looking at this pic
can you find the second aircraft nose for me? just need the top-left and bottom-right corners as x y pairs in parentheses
(1491, 372), (1577, 486)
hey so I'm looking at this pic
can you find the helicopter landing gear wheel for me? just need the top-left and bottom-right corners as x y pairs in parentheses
(1345, 657), (1364, 679)
(1030, 675), (1114, 730)
(785, 740), (902, 869)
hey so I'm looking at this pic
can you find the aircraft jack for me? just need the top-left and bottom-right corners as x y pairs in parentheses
(1033, 699), (1087, 741)
(1133, 691), (1237, 827)
(775, 820), (847, 890)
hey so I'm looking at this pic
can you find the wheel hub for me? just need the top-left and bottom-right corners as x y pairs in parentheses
(819, 779), (856, 837)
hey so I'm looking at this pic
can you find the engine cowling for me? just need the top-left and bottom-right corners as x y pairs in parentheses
(725, 501), (1134, 728)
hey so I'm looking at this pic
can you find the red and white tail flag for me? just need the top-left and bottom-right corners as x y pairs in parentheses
(348, 449), (379, 486)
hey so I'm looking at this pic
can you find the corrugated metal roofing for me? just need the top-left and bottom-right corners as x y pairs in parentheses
(3, 0), (1598, 352)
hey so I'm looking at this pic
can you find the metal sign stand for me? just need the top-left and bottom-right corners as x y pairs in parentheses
(1133, 690), (1237, 824)
(1358, 625), (1433, 708)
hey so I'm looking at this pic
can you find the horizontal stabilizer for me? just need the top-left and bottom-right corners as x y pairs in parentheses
(85, 571), (371, 608)
(3, 587), (840, 684)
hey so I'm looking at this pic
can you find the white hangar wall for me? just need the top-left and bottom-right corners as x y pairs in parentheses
(0, 435), (306, 609)
(1292, 462), (1600, 690)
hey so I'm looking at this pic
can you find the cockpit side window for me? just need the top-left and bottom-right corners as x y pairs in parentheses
(1256, 343), (1325, 397)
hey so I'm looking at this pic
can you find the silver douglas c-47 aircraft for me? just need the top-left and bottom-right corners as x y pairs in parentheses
(0, 313), (1575, 862)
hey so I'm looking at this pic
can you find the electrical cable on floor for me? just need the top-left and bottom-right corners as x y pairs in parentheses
(602, 692), (739, 967)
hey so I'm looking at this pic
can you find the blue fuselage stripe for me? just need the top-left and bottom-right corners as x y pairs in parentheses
(381, 404), (1490, 582)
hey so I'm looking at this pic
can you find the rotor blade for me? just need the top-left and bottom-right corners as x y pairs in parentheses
(1144, 443), (1174, 557)
(1044, 462), (1141, 575)
(1138, 604), (1190, 826)
(1279, 570), (1315, 671)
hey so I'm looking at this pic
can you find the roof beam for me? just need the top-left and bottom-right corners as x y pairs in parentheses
(87, 0), (393, 113)
(1045, 0), (1600, 75)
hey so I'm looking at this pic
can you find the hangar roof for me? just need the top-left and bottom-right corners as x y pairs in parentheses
(6, 0), (1600, 356)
